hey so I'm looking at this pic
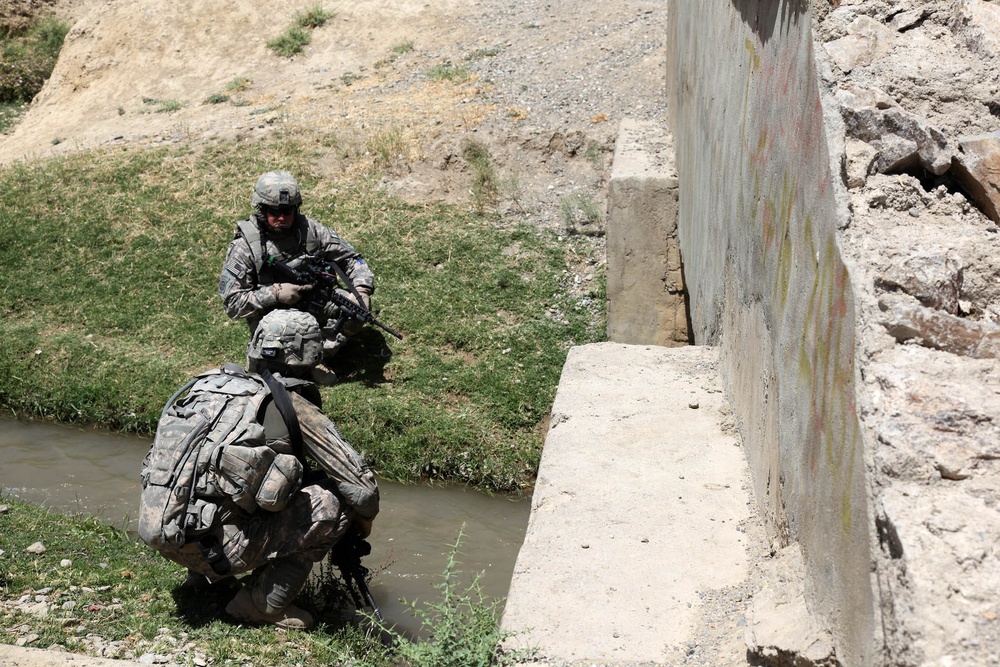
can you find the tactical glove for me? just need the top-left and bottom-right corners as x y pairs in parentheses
(273, 282), (312, 305)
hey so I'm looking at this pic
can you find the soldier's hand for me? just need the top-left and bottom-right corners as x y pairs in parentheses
(273, 282), (312, 305)
(349, 287), (372, 311)
(355, 516), (374, 539)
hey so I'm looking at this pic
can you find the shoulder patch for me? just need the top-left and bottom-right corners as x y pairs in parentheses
(225, 258), (246, 280)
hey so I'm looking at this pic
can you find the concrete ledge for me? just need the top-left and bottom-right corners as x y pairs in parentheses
(500, 343), (767, 665)
(606, 120), (687, 346)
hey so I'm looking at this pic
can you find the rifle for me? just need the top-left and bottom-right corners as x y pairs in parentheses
(265, 254), (404, 341)
(328, 529), (384, 623)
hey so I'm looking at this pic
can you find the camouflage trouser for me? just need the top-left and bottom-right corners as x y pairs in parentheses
(163, 484), (351, 581)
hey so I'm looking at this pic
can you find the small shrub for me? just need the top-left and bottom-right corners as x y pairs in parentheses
(267, 27), (310, 57)
(380, 526), (530, 667)
(203, 93), (229, 105)
(295, 5), (334, 29)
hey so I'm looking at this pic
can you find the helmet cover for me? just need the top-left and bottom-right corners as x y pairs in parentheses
(251, 171), (303, 209)
(247, 309), (323, 370)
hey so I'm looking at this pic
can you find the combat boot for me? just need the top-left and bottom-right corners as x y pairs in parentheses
(225, 586), (315, 630)
(225, 557), (316, 630)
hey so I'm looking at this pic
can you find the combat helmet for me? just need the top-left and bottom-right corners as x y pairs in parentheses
(247, 309), (323, 374)
(251, 171), (302, 209)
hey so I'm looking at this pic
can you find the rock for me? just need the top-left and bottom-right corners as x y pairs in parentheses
(25, 542), (46, 555)
(874, 252), (964, 314)
(879, 294), (1000, 358)
(951, 132), (1000, 225)
(824, 15), (896, 73)
(951, 0), (1000, 58)
(843, 139), (878, 189)
(838, 100), (951, 176)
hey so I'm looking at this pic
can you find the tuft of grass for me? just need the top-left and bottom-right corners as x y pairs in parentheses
(376, 40), (416, 68)
(203, 93), (229, 105)
(268, 27), (311, 57)
(268, 6), (332, 57)
(560, 192), (603, 236)
(226, 76), (252, 93)
(426, 62), (470, 83)
(366, 125), (407, 171)
(392, 40), (415, 55)
(141, 97), (186, 113)
(465, 46), (503, 61)
(295, 5), (334, 29)
(462, 138), (499, 215)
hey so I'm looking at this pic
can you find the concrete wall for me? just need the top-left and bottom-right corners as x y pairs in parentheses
(665, 2), (875, 665)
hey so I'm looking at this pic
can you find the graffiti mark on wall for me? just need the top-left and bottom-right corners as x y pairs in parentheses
(740, 30), (862, 535)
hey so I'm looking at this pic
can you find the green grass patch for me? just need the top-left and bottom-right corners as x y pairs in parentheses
(0, 136), (605, 492)
(268, 6), (332, 57)
(0, 16), (69, 105)
(426, 62), (471, 83)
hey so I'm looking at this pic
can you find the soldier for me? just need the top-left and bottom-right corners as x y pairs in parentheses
(218, 170), (375, 380)
(138, 310), (379, 630)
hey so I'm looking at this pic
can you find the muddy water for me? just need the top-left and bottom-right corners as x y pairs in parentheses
(0, 418), (531, 636)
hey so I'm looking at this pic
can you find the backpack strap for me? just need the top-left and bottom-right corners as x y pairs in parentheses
(237, 218), (265, 275)
(259, 369), (310, 474)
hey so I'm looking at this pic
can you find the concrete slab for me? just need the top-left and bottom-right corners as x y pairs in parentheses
(500, 343), (768, 666)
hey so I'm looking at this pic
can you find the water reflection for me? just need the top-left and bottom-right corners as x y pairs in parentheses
(0, 417), (531, 636)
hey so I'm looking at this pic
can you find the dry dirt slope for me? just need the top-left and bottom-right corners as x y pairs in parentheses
(0, 0), (666, 233)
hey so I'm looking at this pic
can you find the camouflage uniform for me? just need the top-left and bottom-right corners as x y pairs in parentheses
(217, 212), (375, 339)
(164, 389), (378, 584)
(139, 325), (379, 629)
(218, 171), (375, 361)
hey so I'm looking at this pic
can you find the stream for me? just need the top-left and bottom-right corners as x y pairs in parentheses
(0, 417), (532, 637)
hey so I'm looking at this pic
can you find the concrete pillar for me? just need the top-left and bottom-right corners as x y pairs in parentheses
(606, 118), (688, 346)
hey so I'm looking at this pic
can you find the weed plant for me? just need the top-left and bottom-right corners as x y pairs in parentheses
(382, 525), (529, 667)
(462, 138), (499, 215)
(0, 134), (605, 492)
(0, 495), (522, 666)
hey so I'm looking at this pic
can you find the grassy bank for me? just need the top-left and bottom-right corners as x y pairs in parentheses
(0, 494), (524, 665)
(0, 133), (605, 492)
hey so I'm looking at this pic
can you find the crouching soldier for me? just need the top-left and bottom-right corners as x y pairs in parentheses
(138, 309), (379, 630)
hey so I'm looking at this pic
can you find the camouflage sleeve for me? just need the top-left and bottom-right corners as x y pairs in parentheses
(309, 218), (375, 293)
(218, 232), (280, 320)
(293, 393), (380, 520)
